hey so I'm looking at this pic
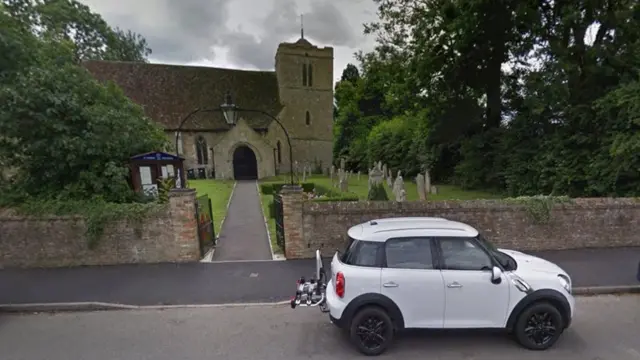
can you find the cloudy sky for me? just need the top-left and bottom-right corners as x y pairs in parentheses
(79, 0), (379, 83)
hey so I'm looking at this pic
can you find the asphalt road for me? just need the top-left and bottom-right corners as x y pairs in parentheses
(0, 295), (639, 360)
(1, 247), (639, 306)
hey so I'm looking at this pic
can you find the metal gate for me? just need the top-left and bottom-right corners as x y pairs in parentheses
(195, 194), (216, 256)
(274, 193), (285, 252)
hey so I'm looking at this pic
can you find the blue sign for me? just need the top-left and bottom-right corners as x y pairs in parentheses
(131, 151), (183, 161)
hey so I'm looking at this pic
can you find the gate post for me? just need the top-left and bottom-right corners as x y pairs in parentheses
(279, 184), (304, 259)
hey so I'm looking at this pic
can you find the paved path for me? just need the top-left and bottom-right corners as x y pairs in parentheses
(1, 295), (639, 360)
(212, 180), (272, 261)
(0, 247), (638, 306)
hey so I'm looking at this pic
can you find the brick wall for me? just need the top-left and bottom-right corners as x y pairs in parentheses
(283, 196), (640, 259)
(0, 189), (201, 268)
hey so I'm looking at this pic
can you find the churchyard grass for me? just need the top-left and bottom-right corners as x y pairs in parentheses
(260, 175), (501, 201)
(190, 179), (236, 236)
(258, 175), (501, 253)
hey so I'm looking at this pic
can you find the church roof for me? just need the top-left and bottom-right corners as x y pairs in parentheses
(83, 60), (283, 131)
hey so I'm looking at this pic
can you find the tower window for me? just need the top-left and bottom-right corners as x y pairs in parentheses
(277, 141), (282, 164)
(196, 136), (208, 165)
(307, 64), (313, 87)
(302, 63), (307, 86)
(305, 111), (311, 125)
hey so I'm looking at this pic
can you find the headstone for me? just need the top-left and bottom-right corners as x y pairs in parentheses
(330, 165), (335, 181)
(425, 169), (431, 195)
(382, 164), (388, 179)
(339, 169), (348, 192)
(431, 185), (438, 194)
(340, 158), (345, 171)
(393, 171), (405, 202)
(416, 173), (426, 201)
(357, 171), (361, 181)
(369, 166), (383, 188)
(399, 189), (406, 202)
(386, 170), (393, 187)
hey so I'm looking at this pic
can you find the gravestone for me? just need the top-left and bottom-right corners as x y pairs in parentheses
(339, 169), (348, 192)
(340, 158), (346, 171)
(357, 171), (361, 181)
(393, 171), (405, 202)
(425, 169), (432, 195)
(386, 170), (393, 187)
(382, 164), (388, 179)
(368, 165), (384, 190)
(330, 165), (335, 182)
(416, 173), (426, 201)
(431, 185), (438, 194)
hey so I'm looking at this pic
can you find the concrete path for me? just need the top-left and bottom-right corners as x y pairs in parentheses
(212, 180), (272, 261)
(1, 295), (639, 360)
(0, 247), (639, 307)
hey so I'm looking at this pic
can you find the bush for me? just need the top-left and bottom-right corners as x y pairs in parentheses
(260, 182), (315, 195)
(312, 193), (360, 202)
(367, 182), (389, 200)
(267, 197), (276, 218)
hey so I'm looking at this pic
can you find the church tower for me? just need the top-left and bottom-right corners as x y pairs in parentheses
(274, 27), (334, 171)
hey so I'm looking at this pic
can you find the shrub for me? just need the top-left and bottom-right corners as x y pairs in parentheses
(367, 182), (389, 201)
(312, 193), (360, 202)
(260, 182), (315, 195)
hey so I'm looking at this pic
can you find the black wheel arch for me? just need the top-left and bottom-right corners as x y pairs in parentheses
(506, 289), (571, 331)
(341, 293), (405, 330)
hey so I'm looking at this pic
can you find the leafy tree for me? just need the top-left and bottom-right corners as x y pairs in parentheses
(2, 0), (151, 62)
(0, 2), (166, 204)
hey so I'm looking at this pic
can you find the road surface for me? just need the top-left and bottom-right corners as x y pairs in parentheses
(1, 295), (639, 360)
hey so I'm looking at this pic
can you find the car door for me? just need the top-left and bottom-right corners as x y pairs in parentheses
(436, 236), (510, 328)
(380, 237), (445, 328)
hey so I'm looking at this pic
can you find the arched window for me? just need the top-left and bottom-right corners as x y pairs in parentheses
(305, 111), (311, 125)
(302, 63), (307, 86)
(196, 136), (208, 165)
(307, 64), (313, 87)
(277, 141), (282, 164)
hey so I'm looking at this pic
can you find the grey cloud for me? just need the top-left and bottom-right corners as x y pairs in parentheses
(81, 0), (232, 63)
(80, 0), (362, 67)
(224, 0), (359, 70)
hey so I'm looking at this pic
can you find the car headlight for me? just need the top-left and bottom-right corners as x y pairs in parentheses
(558, 274), (571, 294)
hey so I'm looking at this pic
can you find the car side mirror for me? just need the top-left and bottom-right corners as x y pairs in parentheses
(491, 266), (503, 284)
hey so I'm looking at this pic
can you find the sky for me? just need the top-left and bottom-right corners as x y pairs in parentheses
(78, 0), (379, 84)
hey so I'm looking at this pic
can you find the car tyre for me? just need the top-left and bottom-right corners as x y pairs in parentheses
(514, 302), (564, 350)
(349, 306), (394, 356)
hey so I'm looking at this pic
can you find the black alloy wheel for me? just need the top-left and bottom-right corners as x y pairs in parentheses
(349, 306), (394, 356)
(524, 312), (556, 346)
(514, 302), (564, 350)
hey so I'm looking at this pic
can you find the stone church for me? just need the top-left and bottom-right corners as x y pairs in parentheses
(84, 36), (334, 180)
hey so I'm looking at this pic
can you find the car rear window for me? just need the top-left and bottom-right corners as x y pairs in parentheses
(340, 237), (383, 267)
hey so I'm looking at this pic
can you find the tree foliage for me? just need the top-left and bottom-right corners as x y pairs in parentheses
(0, 3), (166, 205)
(333, 0), (640, 197)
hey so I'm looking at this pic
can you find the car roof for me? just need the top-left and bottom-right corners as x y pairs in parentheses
(347, 217), (479, 242)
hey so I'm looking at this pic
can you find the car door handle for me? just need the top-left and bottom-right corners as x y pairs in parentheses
(447, 282), (463, 288)
(383, 282), (399, 288)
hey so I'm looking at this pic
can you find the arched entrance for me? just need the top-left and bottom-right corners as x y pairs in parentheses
(233, 145), (258, 180)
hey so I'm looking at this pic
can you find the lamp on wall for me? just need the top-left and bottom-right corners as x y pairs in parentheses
(221, 91), (238, 125)
(176, 91), (295, 185)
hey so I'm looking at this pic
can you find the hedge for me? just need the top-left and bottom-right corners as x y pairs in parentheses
(260, 182), (316, 195)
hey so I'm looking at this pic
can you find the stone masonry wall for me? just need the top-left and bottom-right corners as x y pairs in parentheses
(284, 197), (640, 259)
(0, 189), (200, 268)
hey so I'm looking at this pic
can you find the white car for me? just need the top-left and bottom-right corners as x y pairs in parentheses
(292, 217), (575, 356)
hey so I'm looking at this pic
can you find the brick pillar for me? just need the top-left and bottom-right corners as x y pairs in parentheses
(280, 185), (305, 259)
(169, 188), (200, 261)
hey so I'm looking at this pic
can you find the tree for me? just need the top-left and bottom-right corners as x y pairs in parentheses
(340, 63), (360, 83)
(0, 3), (166, 203)
(2, 0), (151, 62)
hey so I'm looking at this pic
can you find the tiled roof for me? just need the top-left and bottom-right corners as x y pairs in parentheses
(83, 60), (283, 131)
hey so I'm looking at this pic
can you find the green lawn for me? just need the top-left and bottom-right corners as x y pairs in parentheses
(258, 174), (501, 253)
(189, 179), (236, 236)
